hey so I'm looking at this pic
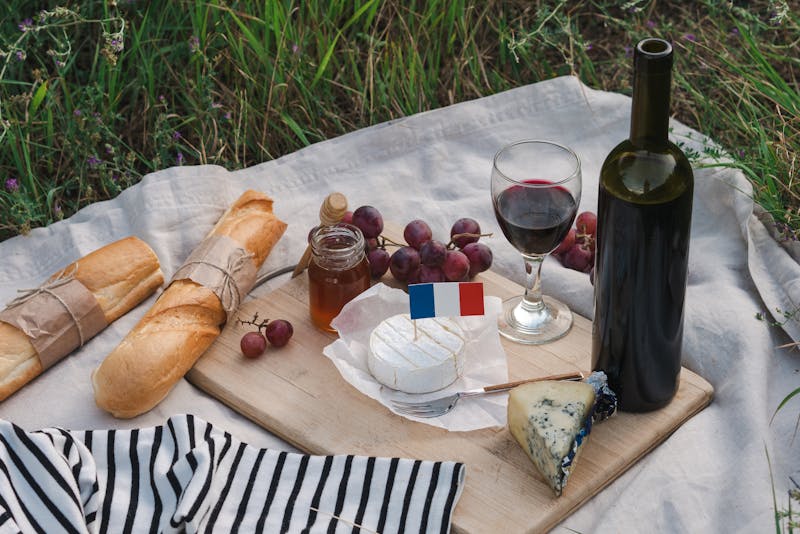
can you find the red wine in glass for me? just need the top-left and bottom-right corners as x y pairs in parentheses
(494, 179), (578, 256)
(490, 140), (581, 345)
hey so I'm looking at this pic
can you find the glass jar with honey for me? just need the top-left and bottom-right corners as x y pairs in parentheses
(308, 224), (371, 332)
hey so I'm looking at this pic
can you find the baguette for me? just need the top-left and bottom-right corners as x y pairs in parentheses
(92, 190), (287, 418)
(0, 236), (164, 401)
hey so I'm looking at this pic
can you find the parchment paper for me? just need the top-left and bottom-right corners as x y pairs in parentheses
(0, 275), (107, 369)
(171, 234), (257, 319)
(322, 283), (506, 431)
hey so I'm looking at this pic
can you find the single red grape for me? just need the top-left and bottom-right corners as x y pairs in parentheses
(562, 242), (594, 273)
(576, 211), (597, 237)
(462, 242), (493, 278)
(419, 240), (447, 267)
(403, 219), (433, 249)
(240, 332), (267, 358)
(443, 250), (470, 281)
(352, 205), (384, 238)
(367, 248), (391, 278)
(553, 228), (576, 256)
(265, 319), (294, 347)
(450, 218), (481, 249)
(341, 210), (353, 224)
(389, 246), (421, 282)
(407, 266), (421, 285)
(365, 237), (379, 251)
(419, 265), (446, 283)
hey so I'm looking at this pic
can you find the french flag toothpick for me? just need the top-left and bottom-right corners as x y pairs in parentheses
(408, 282), (485, 320)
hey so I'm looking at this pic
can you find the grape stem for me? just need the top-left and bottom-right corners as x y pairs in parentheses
(377, 231), (493, 250)
(237, 312), (271, 334)
(446, 232), (493, 249)
(378, 235), (406, 248)
(575, 232), (594, 246)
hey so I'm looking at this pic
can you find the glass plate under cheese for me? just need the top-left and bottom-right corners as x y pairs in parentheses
(368, 313), (466, 394)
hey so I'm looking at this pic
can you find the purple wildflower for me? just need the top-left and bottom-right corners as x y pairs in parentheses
(5, 178), (19, 192)
(768, 11), (779, 25)
(158, 95), (166, 103)
(188, 35), (200, 54)
(111, 174), (119, 183)
(15, 50), (26, 62)
(223, 111), (232, 120)
(730, 27), (740, 37)
(73, 109), (82, 116)
(291, 43), (300, 55)
(585, 43), (593, 51)
(624, 46), (633, 57)
(87, 155), (102, 166)
(18, 18), (33, 32)
(683, 33), (697, 42)
(646, 20), (656, 29)
(176, 152), (184, 165)
(172, 131), (182, 141)
(109, 38), (123, 52)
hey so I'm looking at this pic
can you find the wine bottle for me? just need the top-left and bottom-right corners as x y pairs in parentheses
(591, 38), (693, 412)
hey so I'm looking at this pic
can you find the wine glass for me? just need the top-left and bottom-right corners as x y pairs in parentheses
(491, 140), (582, 344)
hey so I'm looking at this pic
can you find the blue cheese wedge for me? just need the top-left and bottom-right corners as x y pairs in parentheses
(368, 313), (465, 394)
(508, 380), (596, 496)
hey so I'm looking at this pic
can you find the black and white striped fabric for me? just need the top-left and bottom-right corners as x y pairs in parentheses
(0, 415), (465, 533)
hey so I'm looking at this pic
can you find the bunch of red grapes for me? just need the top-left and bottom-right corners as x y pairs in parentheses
(345, 205), (493, 284)
(553, 211), (597, 274)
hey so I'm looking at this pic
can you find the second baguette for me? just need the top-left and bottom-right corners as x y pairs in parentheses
(92, 190), (287, 418)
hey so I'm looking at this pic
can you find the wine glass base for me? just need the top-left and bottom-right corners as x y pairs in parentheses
(497, 295), (573, 345)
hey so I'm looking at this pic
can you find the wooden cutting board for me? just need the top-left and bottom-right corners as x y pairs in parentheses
(187, 236), (713, 533)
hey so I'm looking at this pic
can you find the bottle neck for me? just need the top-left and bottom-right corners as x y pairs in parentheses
(629, 39), (673, 149)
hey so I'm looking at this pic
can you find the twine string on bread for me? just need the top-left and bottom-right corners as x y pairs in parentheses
(4, 264), (89, 347)
(179, 249), (254, 314)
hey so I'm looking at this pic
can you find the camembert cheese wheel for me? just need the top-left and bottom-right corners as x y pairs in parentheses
(368, 314), (466, 394)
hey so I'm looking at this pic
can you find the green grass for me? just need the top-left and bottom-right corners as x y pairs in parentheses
(0, 2), (797, 241)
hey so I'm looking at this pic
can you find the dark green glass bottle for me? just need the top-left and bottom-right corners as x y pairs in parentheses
(591, 38), (693, 412)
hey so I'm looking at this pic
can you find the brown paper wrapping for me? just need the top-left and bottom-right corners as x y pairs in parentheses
(170, 235), (257, 319)
(0, 272), (108, 370)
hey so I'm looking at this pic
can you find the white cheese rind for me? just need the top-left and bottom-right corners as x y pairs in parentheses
(507, 381), (596, 496)
(368, 314), (465, 394)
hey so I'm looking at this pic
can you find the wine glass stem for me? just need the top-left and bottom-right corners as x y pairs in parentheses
(522, 254), (546, 312)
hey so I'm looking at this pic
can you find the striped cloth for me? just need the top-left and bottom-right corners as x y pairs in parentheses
(0, 415), (465, 534)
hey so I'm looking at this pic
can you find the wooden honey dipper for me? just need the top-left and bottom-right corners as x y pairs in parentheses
(291, 192), (349, 278)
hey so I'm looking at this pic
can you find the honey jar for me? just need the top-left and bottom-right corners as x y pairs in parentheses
(308, 224), (371, 332)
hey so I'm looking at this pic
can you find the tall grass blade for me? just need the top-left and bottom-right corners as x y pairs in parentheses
(30, 81), (48, 116)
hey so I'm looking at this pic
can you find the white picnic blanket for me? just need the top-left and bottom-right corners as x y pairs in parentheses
(1, 75), (798, 532)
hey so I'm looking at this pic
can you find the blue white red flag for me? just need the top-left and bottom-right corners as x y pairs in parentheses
(408, 282), (484, 320)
